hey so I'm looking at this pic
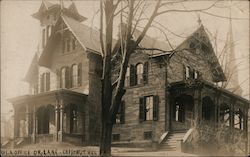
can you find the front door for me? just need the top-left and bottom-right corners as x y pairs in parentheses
(171, 94), (194, 131)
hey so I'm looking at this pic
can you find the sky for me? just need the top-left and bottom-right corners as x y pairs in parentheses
(1, 0), (249, 116)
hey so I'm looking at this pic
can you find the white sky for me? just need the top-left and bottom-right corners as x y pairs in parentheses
(1, 0), (249, 115)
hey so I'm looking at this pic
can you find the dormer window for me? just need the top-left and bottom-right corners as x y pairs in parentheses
(184, 65), (200, 80)
(63, 36), (77, 53)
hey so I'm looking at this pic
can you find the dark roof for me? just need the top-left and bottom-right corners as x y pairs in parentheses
(8, 89), (88, 105)
(32, 1), (87, 22)
(62, 15), (102, 54)
(170, 80), (250, 104)
(133, 29), (172, 56)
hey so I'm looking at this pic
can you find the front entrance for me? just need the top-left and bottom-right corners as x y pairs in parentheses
(171, 94), (194, 131)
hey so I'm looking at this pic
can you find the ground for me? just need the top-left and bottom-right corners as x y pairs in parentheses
(1, 142), (198, 156)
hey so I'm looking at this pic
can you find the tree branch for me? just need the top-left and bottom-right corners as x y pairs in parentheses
(156, 1), (217, 16)
(200, 10), (248, 20)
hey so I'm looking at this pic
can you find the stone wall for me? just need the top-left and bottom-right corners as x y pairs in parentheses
(112, 52), (167, 144)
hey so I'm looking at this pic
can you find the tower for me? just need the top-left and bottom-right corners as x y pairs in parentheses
(31, 0), (87, 56)
(221, 9), (243, 95)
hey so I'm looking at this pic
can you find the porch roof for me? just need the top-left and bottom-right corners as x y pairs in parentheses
(8, 89), (88, 105)
(169, 80), (249, 105)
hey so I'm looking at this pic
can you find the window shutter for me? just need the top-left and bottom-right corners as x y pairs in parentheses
(130, 64), (136, 86)
(46, 72), (50, 91)
(65, 67), (70, 88)
(120, 101), (125, 124)
(78, 63), (82, 86)
(183, 65), (186, 80)
(40, 74), (44, 93)
(143, 62), (149, 84)
(139, 97), (145, 122)
(153, 95), (159, 121)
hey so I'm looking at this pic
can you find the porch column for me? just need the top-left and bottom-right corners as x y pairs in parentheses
(244, 108), (248, 155)
(214, 92), (220, 128)
(13, 107), (19, 140)
(25, 105), (31, 136)
(31, 105), (36, 143)
(58, 104), (64, 142)
(194, 87), (202, 125)
(54, 105), (59, 142)
(229, 99), (235, 144)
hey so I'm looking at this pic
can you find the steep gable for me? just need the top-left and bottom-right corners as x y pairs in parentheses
(38, 14), (102, 67)
(172, 25), (226, 82)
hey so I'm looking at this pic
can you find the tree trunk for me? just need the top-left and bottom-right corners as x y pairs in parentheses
(100, 121), (113, 157)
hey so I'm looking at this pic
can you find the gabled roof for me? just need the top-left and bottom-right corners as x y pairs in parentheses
(133, 29), (172, 56)
(62, 15), (101, 53)
(38, 14), (104, 66)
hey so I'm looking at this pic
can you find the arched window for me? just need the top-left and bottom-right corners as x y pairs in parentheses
(71, 64), (78, 88)
(61, 67), (66, 88)
(40, 72), (50, 93)
(136, 63), (143, 85)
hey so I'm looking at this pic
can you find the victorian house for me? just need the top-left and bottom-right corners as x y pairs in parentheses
(8, 0), (249, 155)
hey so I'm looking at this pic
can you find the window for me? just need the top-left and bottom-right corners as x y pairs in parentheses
(125, 67), (130, 87)
(185, 66), (191, 79)
(234, 109), (244, 130)
(146, 96), (153, 121)
(40, 72), (50, 93)
(136, 63), (143, 84)
(77, 63), (82, 86)
(112, 134), (120, 142)
(67, 39), (71, 52)
(115, 101), (125, 124)
(60, 67), (69, 88)
(71, 64), (78, 88)
(61, 68), (66, 88)
(42, 29), (46, 48)
(220, 104), (230, 126)
(144, 131), (152, 140)
(72, 37), (76, 50)
(139, 95), (159, 122)
(130, 62), (148, 86)
(184, 65), (199, 80)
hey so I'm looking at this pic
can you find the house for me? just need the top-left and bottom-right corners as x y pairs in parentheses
(9, 0), (249, 155)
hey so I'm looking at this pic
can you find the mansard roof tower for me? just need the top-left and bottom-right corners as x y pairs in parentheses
(32, 0), (87, 57)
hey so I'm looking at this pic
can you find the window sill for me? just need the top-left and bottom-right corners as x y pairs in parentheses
(140, 120), (157, 123)
(61, 50), (77, 56)
(125, 83), (147, 89)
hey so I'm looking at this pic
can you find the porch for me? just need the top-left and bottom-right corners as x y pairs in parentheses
(168, 80), (249, 155)
(9, 89), (87, 147)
